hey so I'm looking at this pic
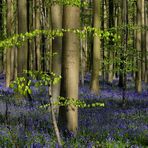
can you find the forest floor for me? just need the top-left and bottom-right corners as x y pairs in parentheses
(0, 73), (148, 148)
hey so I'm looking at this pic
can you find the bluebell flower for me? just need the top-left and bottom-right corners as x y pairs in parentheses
(31, 143), (42, 148)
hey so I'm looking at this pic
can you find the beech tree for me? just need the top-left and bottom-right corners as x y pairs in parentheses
(145, 1), (148, 83)
(107, 0), (114, 84)
(141, 0), (145, 81)
(35, 0), (41, 71)
(51, 3), (63, 114)
(0, 0), (3, 73)
(90, 0), (101, 94)
(17, 0), (28, 74)
(135, 0), (143, 93)
(6, 0), (14, 87)
(58, 3), (80, 135)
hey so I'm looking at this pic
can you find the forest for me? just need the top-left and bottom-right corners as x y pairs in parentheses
(0, 0), (148, 147)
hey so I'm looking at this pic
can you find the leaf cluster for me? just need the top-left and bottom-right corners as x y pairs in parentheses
(0, 24), (146, 49)
(45, 0), (88, 7)
(40, 96), (105, 109)
(10, 70), (61, 96)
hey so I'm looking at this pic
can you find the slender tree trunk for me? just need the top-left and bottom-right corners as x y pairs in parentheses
(80, 0), (89, 85)
(121, 0), (128, 105)
(90, 0), (101, 94)
(132, 2), (136, 79)
(135, 0), (142, 93)
(119, 0), (128, 89)
(118, 1), (123, 87)
(51, 4), (62, 114)
(17, 0), (28, 74)
(40, 0), (46, 72)
(58, 5), (80, 135)
(107, 0), (114, 84)
(27, 0), (33, 71)
(35, 0), (41, 71)
(46, 6), (52, 72)
(10, 0), (17, 81)
(114, 1), (120, 79)
(145, 3), (148, 83)
(88, 0), (93, 72)
(48, 86), (62, 147)
(102, 0), (107, 81)
(0, 0), (3, 73)
(13, 0), (18, 79)
(80, 35), (87, 86)
(31, 0), (36, 70)
(6, 0), (13, 87)
(141, 0), (145, 81)
(2, 0), (6, 75)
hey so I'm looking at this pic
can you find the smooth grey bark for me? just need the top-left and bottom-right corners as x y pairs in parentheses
(107, 0), (114, 83)
(102, 0), (108, 81)
(145, 3), (148, 83)
(17, 0), (28, 74)
(80, 0), (89, 86)
(90, 0), (101, 94)
(27, 0), (34, 71)
(51, 4), (62, 114)
(141, 0), (145, 81)
(6, 0), (13, 87)
(0, 0), (3, 73)
(118, 0), (128, 89)
(121, 0), (128, 104)
(58, 5), (80, 135)
(35, 0), (41, 71)
(135, 0), (143, 93)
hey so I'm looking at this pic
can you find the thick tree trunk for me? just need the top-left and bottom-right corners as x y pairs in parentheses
(90, 0), (101, 94)
(58, 5), (80, 135)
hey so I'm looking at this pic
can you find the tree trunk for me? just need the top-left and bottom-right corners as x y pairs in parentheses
(145, 3), (148, 83)
(141, 0), (145, 81)
(80, 0), (89, 85)
(102, 0), (108, 81)
(121, 0), (128, 105)
(51, 4), (62, 115)
(90, 0), (101, 94)
(119, 0), (128, 90)
(58, 5), (80, 135)
(107, 0), (114, 84)
(27, 0), (33, 71)
(6, 0), (14, 87)
(17, 0), (28, 74)
(0, 0), (3, 73)
(35, 0), (41, 71)
(135, 0), (142, 93)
